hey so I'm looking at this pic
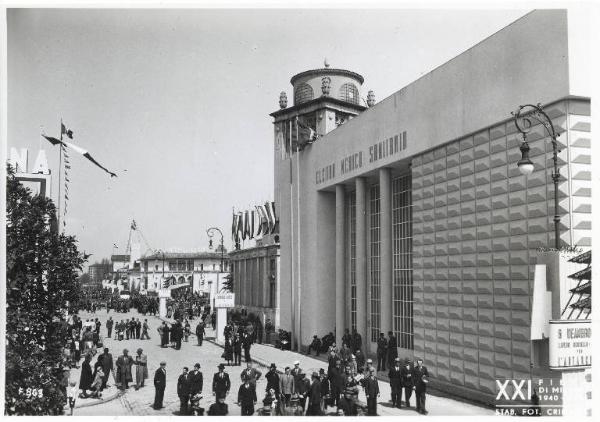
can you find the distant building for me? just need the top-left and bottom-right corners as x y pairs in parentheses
(230, 234), (281, 330)
(88, 261), (111, 285)
(139, 250), (230, 296)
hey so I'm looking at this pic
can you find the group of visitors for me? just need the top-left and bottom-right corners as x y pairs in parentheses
(221, 322), (256, 366)
(106, 316), (150, 341)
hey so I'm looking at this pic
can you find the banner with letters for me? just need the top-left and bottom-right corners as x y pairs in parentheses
(232, 201), (278, 245)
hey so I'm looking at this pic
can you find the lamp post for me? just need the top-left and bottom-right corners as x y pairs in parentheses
(206, 227), (225, 291)
(512, 103), (561, 249)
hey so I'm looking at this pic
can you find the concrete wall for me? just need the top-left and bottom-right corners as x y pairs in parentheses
(410, 98), (591, 400)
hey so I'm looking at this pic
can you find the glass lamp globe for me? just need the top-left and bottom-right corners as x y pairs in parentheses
(518, 161), (535, 175)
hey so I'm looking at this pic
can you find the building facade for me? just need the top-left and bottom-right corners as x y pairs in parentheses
(272, 10), (590, 403)
(230, 235), (281, 329)
(139, 251), (230, 295)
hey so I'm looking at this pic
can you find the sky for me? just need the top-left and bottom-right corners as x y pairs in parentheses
(7, 7), (529, 265)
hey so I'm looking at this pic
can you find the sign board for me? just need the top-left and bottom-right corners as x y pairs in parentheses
(215, 292), (235, 308)
(549, 319), (591, 370)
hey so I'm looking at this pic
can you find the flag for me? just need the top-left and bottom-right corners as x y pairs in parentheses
(249, 210), (255, 240)
(61, 123), (73, 139)
(42, 135), (117, 177)
(131, 220), (137, 230)
(113, 243), (119, 249)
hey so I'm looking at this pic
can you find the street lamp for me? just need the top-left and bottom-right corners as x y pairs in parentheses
(207, 226), (225, 284)
(512, 103), (561, 249)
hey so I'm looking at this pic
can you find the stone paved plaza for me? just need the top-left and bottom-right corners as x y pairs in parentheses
(72, 309), (492, 416)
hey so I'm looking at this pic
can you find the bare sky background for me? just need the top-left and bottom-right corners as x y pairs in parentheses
(7, 8), (528, 265)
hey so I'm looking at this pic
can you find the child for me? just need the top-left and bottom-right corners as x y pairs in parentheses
(90, 367), (104, 398)
(67, 381), (78, 415)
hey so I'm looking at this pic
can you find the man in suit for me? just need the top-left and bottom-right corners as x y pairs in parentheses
(387, 331), (398, 369)
(116, 349), (134, 390)
(189, 363), (204, 397)
(351, 328), (362, 353)
(106, 317), (113, 339)
(365, 367), (380, 416)
(153, 361), (167, 410)
(328, 360), (344, 408)
(177, 367), (191, 414)
(400, 358), (414, 408)
(196, 321), (205, 346)
(291, 360), (303, 386)
(100, 348), (114, 389)
(136, 318), (142, 339)
(279, 366), (295, 407)
(412, 357), (429, 414)
(133, 348), (148, 390)
(212, 363), (231, 398)
(237, 375), (257, 416)
(306, 372), (322, 416)
(265, 363), (280, 396)
(240, 361), (262, 388)
(388, 357), (402, 408)
(376, 332), (388, 372)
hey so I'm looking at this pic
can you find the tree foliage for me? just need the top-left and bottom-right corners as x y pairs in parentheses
(5, 164), (85, 415)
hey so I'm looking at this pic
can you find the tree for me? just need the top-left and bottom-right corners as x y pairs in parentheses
(5, 164), (85, 415)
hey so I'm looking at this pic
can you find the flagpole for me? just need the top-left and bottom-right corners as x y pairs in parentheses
(58, 119), (63, 232)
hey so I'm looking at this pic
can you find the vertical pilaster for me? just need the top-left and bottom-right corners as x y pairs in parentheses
(355, 177), (368, 340)
(380, 168), (393, 335)
(335, 184), (346, 347)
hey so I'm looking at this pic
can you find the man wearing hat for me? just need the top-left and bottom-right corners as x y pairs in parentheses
(177, 367), (192, 414)
(279, 366), (295, 408)
(388, 357), (402, 408)
(400, 358), (414, 408)
(295, 371), (311, 415)
(376, 332), (388, 372)
(365, 367), (380, 416)
(319, 368), (330, 413)
(412, 358), (429, 414)
(116, 349), (133, 390)
(208, 393), (229, 416)
(365, 358), (374, 374)
(100, 347), (114, 389)
(328, 360), (344, 408)
(133, 348), (148, 390)
(189, 363), (204, 397)
(240, 361), (262, 388)
(265, 363), (280, 396)
(387, 331), (398, 370)
(212, 363), (231, 399)
(306, 372), (322, 415)
(153, 362), (167, 410)
(237, 374), (257, 416)
(291, 361), (303, 386)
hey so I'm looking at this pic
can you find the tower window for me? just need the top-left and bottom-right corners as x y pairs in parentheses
(339, 83), (359, 105)
(294, 83), (314, 105)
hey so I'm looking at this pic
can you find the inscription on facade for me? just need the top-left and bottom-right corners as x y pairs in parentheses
(315, 131), (407, 185)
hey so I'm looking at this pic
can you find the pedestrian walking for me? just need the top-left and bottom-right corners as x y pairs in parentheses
(413, 358), (429, 414)
(79, 354), (94, 397)
(376, 332), (388, 372)
(67, 381), (78, 416)
(328, 360), (344, 408)
(306, 372), (322, 415)
(223, 337), (234, 366)
(135, 318), (141, 339)
(279, 366), (295, 408)
(133, 348), (148, 390)
(319, 368), (330, 413)
(212, 363), (231, 398)
(153, 361), (167, 410)
(365, 367), (380, 416)
(233, 333), (242, 365)
(351, 328), (362, 352)
(195, 320), (205, 346)
(189, 363), (204, 396)
(387, 331), (398, 369)
(177, 367), (191, 415)
(265, 363), (280, 396)
(240, 361), (262, 389)
(184, 319), (191, 342)
(291, 360), (303, 386)
(237, 377), (257, 416)
(242, 332), (252, 362)
(400, 358), (414, 407)
(106, 317), (113, 339)
(115, 349), (134, 390)
(388, 357), (402, 408)
(141, 319), (150, 340)
(99, 347), (113, 387)
(295, 371), (310, 415)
